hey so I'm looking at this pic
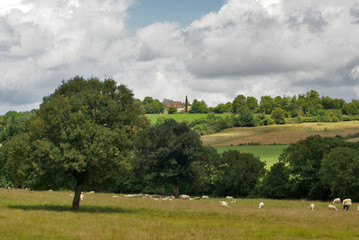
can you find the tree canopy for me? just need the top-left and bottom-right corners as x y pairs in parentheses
(6, 76), (146, 210)
(132, 119), (203, 197)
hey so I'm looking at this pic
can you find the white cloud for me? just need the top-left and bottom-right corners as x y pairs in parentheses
(1, 0), (359, 114)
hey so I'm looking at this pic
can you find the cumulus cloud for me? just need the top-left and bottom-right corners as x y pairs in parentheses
(1, 0), (359, 114)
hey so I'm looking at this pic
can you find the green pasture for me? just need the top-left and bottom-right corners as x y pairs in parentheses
(215, 145), (287, 169)
(1, 189), (359, 239)
(145, 113), (232, 124)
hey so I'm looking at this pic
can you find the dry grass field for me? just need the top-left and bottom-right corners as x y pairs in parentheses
(1, 189), (359, 239)
(201, 121), (359, 146)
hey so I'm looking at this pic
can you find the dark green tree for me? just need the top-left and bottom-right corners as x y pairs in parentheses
(6, 76), (146, 210)
(185, 95), (188, 113)
(232, 95), (246, 113)
(260, 162), (291, 199)
(260, 96), (275, 114)
(214, 150), (265, 197)
(189, 99), (208, 113)
(133, 119), (203, 197)
(319, 147), (359, 201)
(279, 135), (345, 199)
(271, 108), (285, 124)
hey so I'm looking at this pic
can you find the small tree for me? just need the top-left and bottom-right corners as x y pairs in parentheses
(133, 119), (203, 197)
(6, 76), (146, 210)
(271, 108), (285, 124)
(168, 106), (177, 114)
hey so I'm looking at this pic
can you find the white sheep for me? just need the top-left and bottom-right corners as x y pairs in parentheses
(259, 202), (264, 209)
(343, 198), (352, 205)
(226, 196), (234, 200)
(80, 193), (84, 201)
(86, 191), (95, 194)
(220, 201), (230, 208)
(180, 194), (190, 200)
(202, 195), (209, 199)
(343, 201), (352, 210)
(328, 204), (338, 211)
(310, 203), (315, 210)
(357, 206), (359, 211)
(333, 198), (341, 204)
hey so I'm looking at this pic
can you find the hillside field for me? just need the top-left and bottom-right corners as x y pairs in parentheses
(201, 121), (359, 146)
(1, 189), (358, 240)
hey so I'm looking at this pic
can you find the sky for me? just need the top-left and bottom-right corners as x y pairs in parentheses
(1, 0), (359, 114)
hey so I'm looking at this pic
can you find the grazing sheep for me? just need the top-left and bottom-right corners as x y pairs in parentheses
(86, 191), (95, 194)
(112, 195), (119, 198)
(259, 202), (264, 209)
(180, 194), (190, 200)
(310, 203), (315, 210)
(343, 201), (352, 210)
(220, 201), (230, 208)
(80, 193), (84, 201)
(328, 204), (338, 211)
(202, 195), (209, 199)
(333, 198), (341, 204)
(194, 197), (200, 200)
(226, 196), (234, 200)
(343, 199), (352, 206)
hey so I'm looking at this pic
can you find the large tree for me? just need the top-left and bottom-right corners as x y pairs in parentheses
(132, 119), (203, 197)
(6, 76), (146, 210)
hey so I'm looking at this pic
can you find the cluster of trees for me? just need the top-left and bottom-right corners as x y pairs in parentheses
(141, 90), (359, 120)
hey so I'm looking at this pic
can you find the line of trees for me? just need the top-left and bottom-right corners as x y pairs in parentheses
(1, 77), (359, 210)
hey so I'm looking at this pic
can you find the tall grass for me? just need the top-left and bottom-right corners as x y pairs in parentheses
(1, 189), (359, 239)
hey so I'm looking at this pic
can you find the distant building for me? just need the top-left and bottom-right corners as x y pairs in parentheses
(162, 99), (191, 113)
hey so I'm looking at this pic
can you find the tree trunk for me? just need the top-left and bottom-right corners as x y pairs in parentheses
(71, 180), (83, 211)
(172, 184), (179, 198)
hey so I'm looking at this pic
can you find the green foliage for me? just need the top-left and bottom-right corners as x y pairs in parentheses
(232, 95), (246, 113)
(168, 106), (177, 114)
(189, 114), (233, 135)
(260, 96), (275, 114)
(142, 97), (164, 114)
(279, 135), (345, 199)
(238, 107), (255, 127)
(319, 147), (359, 201)
(133, 119), (203, 197)
(6, 76), (146, 208)
(260, 162), (291, 199)
(213, 150), (265, 197)
(271, 108), (285, 124)
(190, 99), (208, 113)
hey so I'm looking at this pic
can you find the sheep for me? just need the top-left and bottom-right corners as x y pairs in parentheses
(310, 203), (315, 210)
(343, 201), (352, 210)
(343, 198), (352, 206)
(80, 193), (84, 201)
(202, 195), (209, 199)
(231, 199), (236, 203)
(333, 198), (341, 204)
(258, 202), (264, 209)
(220, 201), (230, 208)
(357, 206), (359, 211)
(328, 204), (338, 211)
(226, 196), (234, 200)
(180, 194), (190, 200)
(112, 195), (119, 198)
(194, 197), (201, 200)
(86, 191), (95, 194)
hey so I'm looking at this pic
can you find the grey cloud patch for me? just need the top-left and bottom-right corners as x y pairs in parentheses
(0, 17), (19, 51)
(350, 4), (359, 24)
(303, 7), (328, 33)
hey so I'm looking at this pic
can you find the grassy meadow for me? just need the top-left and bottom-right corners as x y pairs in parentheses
(215, 145), (288, 169)
(1, 189), (359, 239)
(145, 113), (232, 124)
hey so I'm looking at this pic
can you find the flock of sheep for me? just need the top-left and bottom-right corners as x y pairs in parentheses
(70, 191), (358, 212)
